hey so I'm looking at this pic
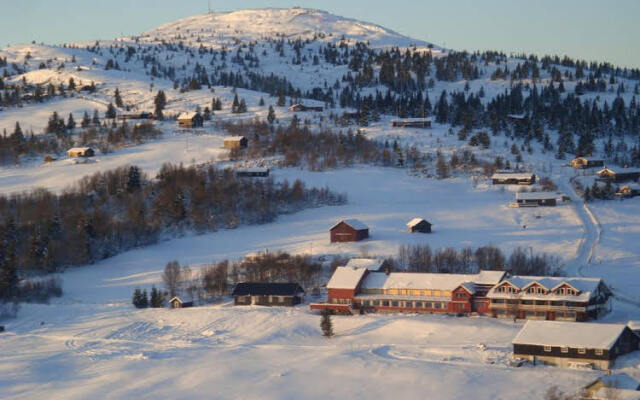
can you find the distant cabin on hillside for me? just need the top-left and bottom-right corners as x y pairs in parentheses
(236, 168), (269, 177)
(515, 192), (559, 207)
(67, 147), (95, 158)
(597, 167), (640, 183)
(177, 112), (203, 128)
(616, 184), (640, 198)
(507, 113), (528, 123)
(231, 282), (305, 306)
(391, 118), (432, 128)
(289, 103), (323, 112)
(330, 219), (369, 243)
(570, 157), (604, 169)
(117, 112), (153, 121)
(224, 136), (248, 149)
(406, 218), (432, 233)
(169, 296), (193, 309)
(491, 172), (536, 185)
(512, 320), (640, 370)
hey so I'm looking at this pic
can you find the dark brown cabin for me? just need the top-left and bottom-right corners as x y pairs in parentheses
(407, 218), (432, 233)
(330, 219), (369, 243)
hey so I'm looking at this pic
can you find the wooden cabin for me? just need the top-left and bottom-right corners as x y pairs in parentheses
(236, 168), (269, 177)
(507, 113), (528, 123)
(289, 103), (323, 112)
(223, 136), (248, 149)
(117, 112), (153, 121)
(597, 167), (640, 183)
(570, 157), (604, 169)
(391, 118), (432, 128)
(616, 184), (640, 198)
(231, 282), (305, 306)
(491, 172), (536, 185)
(487, 276), (610, 321)
(512, 320), (640, 370)
(330, 219), (369, 243)
(310, 268), (506, 316)
(67, 147), (95, 157)
(406, 218), (432, 233)
(169, 296), (193, 309)
(515, 191), (559, 207)
(177, 112), (204, 128)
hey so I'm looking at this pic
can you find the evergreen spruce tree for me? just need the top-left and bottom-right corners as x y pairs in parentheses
(66, 113), (75, 131)
(259, 97), (265, 106)
(81, 111), (91, 128)
(126, 166), (142, 193)
(583, 186), (591, 202)
(92, 109), (100, 125)
(277, 92), (286, 107)
(231, 93), (240, 113)
(267, 105), (276, 124)
(150, 286), (164, 308)
(320, 310), (334, 337)
(105, 102), (117, 119)
(154, 90), (166, 120)
(114, 87), (123, 108)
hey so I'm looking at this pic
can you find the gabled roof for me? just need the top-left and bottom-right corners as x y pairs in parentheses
(67, 147), (93, 152)
(513, 320), (628, 349)
(406, 218), (431, 228)
(458, 282), (476, 294)
(169, 296), (183, 303)
(327, 266), (368, 290)
(177, 112), (198, 120)
(330, 219), (368, 231)
(231, 282), (304, 296)
(475, 270), (507, 285)
(345, 258), (384, 271)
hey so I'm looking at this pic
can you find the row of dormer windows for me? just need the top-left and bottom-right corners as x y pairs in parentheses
(496, 284), (579, 296)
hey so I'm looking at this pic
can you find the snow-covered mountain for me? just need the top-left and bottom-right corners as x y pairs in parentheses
(141, 7), (432, 48)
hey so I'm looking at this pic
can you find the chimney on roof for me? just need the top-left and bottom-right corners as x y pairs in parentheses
(384, 266), (391, 275)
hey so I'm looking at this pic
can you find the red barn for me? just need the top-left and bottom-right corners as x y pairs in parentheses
(330, 219), (369, 243)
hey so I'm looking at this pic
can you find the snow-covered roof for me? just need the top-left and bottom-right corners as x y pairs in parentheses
(67, 147), (92, 152)
(330, 219), (369, 231)
(515, 191), (560, 201)
(224, 136), (247, 142)
(512, 320), (627, 349)
(326, 266), (368, 290)
(406, 218), (430, 228)
(361, 272), (487, 292)
(491, 172), (534, 180)
(475, 270), (508, 285)
(177, 112), (198, 120)
(345, 258), (384, 271)
(391, 118), (432, 122)
(507, 113), (526, 119)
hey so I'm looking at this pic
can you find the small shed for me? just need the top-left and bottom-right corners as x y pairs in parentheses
(515, 192), (559, 207)
(177, 112), (204, 128)
(391, 118), (432, 128)
(169, 296), (193, 309)
(67, 147), (95, 157)
(231, 282), (305, 306)
(507, 113), (528, 123)
(330, 219), (369, 243)
(224, 136), (248, 149)
(406, 218), (432, 233)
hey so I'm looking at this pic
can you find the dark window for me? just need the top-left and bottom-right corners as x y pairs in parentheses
(391, 301), (399, 307)
(521, 300), (534, 305)
(382, 300), (389, 307)
(551, 301), (564, 306)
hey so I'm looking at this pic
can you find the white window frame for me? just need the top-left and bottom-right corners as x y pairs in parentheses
(560, 346), (568, 353)
(543, 345), (552, 352)
(577, 347), (586, 355)
(595, 349), (603, 356)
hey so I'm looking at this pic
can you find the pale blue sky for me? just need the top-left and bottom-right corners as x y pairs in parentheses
(1, 0), (638, 68)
